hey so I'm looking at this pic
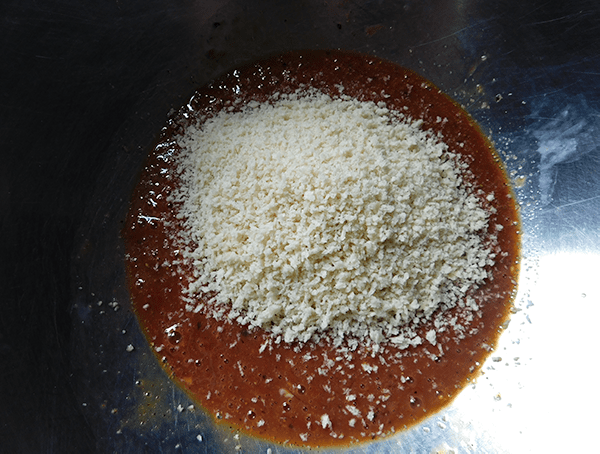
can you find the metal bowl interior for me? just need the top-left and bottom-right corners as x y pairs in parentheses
(4, 1), (599, 453)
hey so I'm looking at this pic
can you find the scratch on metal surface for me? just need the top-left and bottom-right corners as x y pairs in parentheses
(570, 71), (600, 77)
(560, 215), (598, 247)
(543, 194), (600, 211)
(518, 1), (553, 19)
(410, 20), (486, 49)
(525, 82), (579, 99)
(527, 13), (580, 26)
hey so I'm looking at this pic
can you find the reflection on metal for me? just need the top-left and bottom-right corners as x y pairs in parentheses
(71, 1), (600, 453)
(530, 95), (600, 205)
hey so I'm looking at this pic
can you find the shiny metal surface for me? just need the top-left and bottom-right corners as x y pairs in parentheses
(3, 0), (599, 453)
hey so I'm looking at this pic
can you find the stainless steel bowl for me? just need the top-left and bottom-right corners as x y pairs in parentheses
(4, 0), (599, 452)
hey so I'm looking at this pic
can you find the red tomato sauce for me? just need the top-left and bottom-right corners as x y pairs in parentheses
(123, 50), (520, 447)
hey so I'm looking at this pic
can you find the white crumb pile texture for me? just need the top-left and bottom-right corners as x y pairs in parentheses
(173, 89), (494, 348)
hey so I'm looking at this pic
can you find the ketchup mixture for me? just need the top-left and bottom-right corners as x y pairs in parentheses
(123, 50), (520, 447)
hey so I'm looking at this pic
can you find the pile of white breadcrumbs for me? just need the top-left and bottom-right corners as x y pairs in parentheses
(171, 89), (496, 350)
